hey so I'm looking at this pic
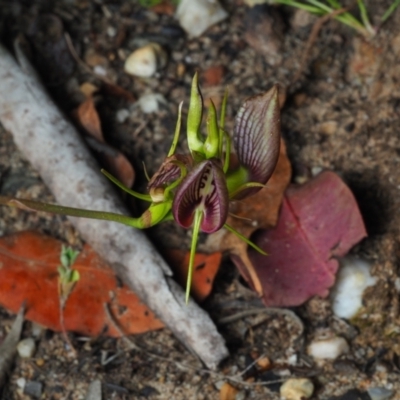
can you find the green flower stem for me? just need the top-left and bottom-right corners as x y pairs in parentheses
(186, 209), (203, 303)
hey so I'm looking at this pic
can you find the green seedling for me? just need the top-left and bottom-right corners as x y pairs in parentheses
(0, 73), (281, 303)
(273, 0), (400, 36)
(57, 245), (80, 354)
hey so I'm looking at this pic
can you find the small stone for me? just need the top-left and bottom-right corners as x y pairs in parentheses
(31, 322), (44, 338)
(36, 358), (45, 367)
(116, 109), (130, 123)
(86, 380), (102, 400)
(124, 43), (167, 78)
(330, 257), (377, 319)
(317, 121), (338, 135)
(176, 0), (228, 38)
(137, 93), (167, 114)
(308, 336), (349, 360)
(280, 378), (314, 400)
(107, 26), (117, 37)
(16, 377), (26, 389)
(17, 338), (36, 358)
(311, 166), (323, 177)
(367, 387), (394, 400)
(24, 381), (42, 398)
(84, 49), (108, 67)
(256, 356), (271, 371)
(93, 65), (107, 77)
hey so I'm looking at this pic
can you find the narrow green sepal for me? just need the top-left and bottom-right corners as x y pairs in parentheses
(224, 223), (268, 256)
(101, 169), (152, 202)
(168, 101), (183, 157)
(219, 88), (228, 156)
(226, 166), (249, 195)
(187, 72), (205, 155)
(205, 100), (220, 159)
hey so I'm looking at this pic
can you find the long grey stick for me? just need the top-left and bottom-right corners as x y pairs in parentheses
(0, 43), (228, 369)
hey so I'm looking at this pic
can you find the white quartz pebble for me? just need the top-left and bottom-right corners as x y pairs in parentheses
(138, 93), (167, 114)
(17, 338), (36, 358)
(331, 257), (377, 319)
(308, 336), (349, 360)
(124, 44), (166, 78)
(176, 0), (228, 38)
(280, 378), (314, 400)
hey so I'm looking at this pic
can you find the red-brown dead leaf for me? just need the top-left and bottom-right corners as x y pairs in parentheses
(248, 171), (367, 307)
(0, 231), (163, 337)
(76, 96), (103, 141)
(163, 249), (222, 302)
(74, 96), (135, 188)
(205, 139), (291, 294)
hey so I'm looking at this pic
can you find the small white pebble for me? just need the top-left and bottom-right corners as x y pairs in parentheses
(16, 377), (26, 389)
(235, 391), (246, 400)
(124, 44), (166, 78)
(107, 26), (117, 37)
(176, 0), (228, 38)
(31, 322), (44, 338)
(367, 387), (394, 400)
(331, 257), (377, 319)
(137, 93), (167, 114)
(311, 166), (323, 176)
(116, 109), (130, 124)
(214, 380), (225, 390)
(308, 336), (349, 360)
(93, 65), (107, 77)
(17, 338), (36, 358)
(280, 378), (314, 400)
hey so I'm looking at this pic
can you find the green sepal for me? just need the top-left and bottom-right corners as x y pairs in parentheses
(140, 200), (173, 228)
(101, 169), (152, 202)
(204, 100), (219, 159)
(187, 72), (205, 155)
(224, 223), (267, 256)
(168, 101), (183, 157)
(225, 166), (249, 196)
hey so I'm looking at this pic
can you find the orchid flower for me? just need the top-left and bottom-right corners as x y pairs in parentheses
(0, 73), (281, 303)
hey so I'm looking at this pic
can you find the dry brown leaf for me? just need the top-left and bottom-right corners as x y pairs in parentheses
(74, 96), (135, 188)
(219, 382), (238, 400)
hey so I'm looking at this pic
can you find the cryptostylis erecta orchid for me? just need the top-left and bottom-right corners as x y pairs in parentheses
(0, 73), (281, 303)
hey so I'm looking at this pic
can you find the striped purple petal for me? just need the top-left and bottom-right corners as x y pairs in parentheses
(234, 85), (280, 196)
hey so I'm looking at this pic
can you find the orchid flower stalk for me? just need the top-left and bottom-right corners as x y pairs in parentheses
(0, 73), (281, 303)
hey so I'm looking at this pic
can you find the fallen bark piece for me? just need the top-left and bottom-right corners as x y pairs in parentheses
(248, 171), (367, 307)
(0, 304), (25, 387)
(0, 42), (228, 369)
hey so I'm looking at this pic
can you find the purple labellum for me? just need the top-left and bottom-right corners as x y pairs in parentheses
(173, 159), (229, 233)
(234, 86), (280, 197)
